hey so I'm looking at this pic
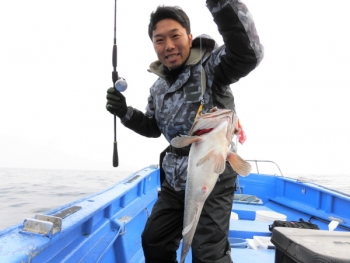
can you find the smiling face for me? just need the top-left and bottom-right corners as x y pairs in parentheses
(152, 19), (193, 71)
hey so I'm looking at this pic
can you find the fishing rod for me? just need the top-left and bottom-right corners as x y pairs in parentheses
(112, 0), (127, 167)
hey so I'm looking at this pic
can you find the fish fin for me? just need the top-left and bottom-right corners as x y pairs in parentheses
(196, 148), (226, 174)
(171, 135), (202, 148)
(196, 149), (214, 167)
(182, 206), (201, 236)
(227, 151), (251, 176)
(182, 219), (194, 236)
(212, 151), (226, 174)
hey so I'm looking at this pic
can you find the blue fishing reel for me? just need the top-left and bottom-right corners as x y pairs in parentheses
(115, 77), (127, 92)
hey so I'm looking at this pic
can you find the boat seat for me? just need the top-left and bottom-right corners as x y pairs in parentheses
(229, 219), (272, 239)
(232, 203), (274, 220)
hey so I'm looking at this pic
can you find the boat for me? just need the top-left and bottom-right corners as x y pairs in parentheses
(0, 160), (349, 263)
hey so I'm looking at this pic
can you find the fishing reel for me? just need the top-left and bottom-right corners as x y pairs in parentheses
(115, 77), (127, 92)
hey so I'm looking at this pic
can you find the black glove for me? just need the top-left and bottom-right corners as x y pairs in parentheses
(106, 87), (128, 118)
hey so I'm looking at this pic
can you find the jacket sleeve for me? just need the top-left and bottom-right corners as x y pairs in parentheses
(120, 106), (161, 138)
(206, 0), (264, 86)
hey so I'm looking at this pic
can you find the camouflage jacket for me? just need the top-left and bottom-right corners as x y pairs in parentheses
(121, 0), (264, 190)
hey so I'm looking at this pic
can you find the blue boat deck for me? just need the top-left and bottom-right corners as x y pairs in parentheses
(178, 248), (275, 263)
(0, 166), (349, 263)
(178, 201), (277, 262)
(230, 248), (275, 262)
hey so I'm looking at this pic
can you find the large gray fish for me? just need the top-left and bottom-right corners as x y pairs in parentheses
(170, 107), (251, 263)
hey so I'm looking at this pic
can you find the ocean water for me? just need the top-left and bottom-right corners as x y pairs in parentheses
(0, 167), (132, 230)
(0, 166), (349, 230)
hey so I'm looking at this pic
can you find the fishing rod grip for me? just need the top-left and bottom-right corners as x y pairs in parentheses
(113, 141), (119, 167)
(112, 45), (118, 80)
(113, 114), (119, 167)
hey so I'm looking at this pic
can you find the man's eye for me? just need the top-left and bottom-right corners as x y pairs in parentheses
(155, 39), (164, 43)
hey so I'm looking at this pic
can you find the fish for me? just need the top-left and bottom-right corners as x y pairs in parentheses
(170, 107), (251, 263)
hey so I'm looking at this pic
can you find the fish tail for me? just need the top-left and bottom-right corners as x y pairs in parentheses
(227, 151), (251, 176)
(180, 243), (190, 263)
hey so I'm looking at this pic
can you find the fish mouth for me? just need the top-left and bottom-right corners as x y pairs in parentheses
(193, 128), (213, 136)
(190, 108), (235, 137)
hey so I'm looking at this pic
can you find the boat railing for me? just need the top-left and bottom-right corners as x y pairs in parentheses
(245, 160), (284, 177)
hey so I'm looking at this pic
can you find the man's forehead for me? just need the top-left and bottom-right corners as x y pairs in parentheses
(153, 19), (186, 37)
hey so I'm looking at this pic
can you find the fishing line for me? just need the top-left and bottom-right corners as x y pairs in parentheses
(195, 36), (205, 121)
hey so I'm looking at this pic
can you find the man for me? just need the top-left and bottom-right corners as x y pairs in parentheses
(106, 0), (263, 262)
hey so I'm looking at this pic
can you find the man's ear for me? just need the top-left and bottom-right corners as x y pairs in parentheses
(189, 33), (193, 47)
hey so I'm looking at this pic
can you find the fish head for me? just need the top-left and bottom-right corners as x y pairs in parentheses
(189, 107), (239, 143)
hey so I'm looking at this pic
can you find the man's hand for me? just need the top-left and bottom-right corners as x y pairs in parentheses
(106, 87), (128, 118)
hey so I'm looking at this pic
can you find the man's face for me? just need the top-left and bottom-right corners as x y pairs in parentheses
(152, 19), (192, 71)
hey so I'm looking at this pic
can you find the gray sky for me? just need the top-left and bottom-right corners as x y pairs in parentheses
(1, 0), (350, 176)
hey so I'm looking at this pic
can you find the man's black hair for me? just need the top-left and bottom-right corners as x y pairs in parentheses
(148, 6), (191, 40)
